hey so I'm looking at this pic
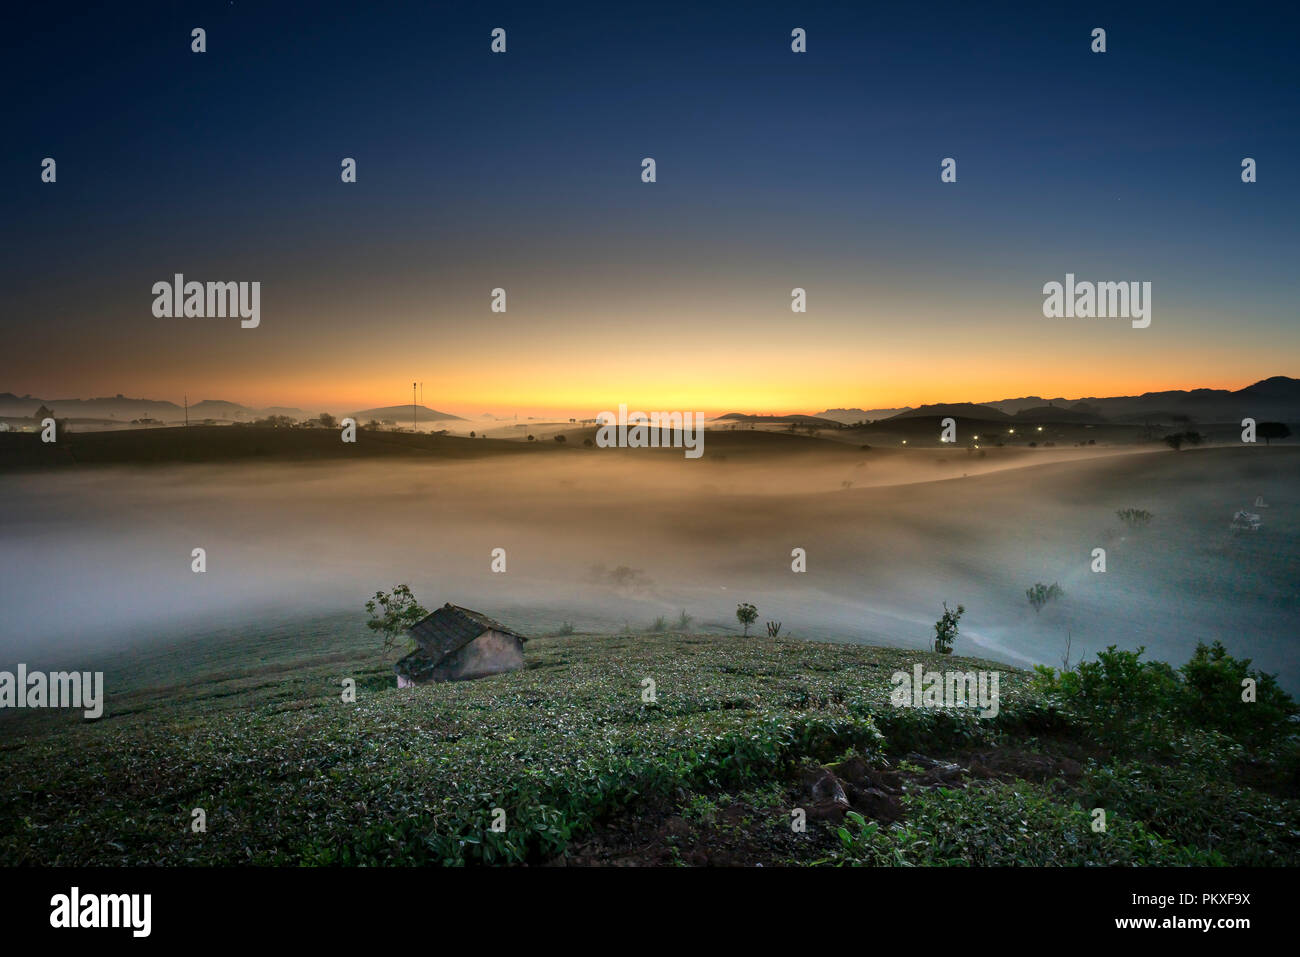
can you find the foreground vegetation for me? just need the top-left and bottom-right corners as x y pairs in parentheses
(1, 630), (1295, 866)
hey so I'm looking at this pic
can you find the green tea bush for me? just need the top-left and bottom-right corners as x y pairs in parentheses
(1083, 760), (1300, 866)
(1032, 642), (1296, 752)
(833, 782), (1223, 866)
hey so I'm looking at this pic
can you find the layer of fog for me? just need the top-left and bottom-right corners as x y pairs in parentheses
(2, 444), (1296, 690)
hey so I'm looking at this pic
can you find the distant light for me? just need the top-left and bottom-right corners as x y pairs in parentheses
(973, 434), (979, 440)
(1037, 426), (1043, 432)
(902, 440), (907, 444)
(1009, 429), (1015, 434)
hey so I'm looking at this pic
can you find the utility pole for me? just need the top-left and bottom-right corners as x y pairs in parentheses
(413, 382), (417, 432)
(184, 394), (188, 428)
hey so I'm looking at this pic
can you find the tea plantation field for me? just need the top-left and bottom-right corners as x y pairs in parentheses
(1, 629), (1296, 866)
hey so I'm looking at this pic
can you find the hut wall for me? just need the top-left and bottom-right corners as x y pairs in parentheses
(438, 629), (525, 681)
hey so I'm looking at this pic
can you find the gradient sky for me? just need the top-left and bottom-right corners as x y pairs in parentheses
(4, 1), (1298, 416)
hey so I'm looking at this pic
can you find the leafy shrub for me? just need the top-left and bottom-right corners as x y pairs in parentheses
(868, 702), (994, 753)
(1116, 507), (1152, 528)
(1031, 645), (1179, 748)
(1032, 642), (1297, 751)
(1179, 641), (1295, 745)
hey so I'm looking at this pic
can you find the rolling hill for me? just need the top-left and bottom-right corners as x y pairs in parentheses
(349, 405), (465, 422)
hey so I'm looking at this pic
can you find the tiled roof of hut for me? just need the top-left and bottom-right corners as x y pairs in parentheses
(405, 603), (528, 664)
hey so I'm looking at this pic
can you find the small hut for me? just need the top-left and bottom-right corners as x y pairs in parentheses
(1231, 509), (1262, 532)
(394, 604), (528, 687)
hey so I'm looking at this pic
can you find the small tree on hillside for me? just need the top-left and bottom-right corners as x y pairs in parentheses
(1026, 582), (1064, 613)
(365, 584), (428, 655)
(1258, 422), (1291, 446)
(736, 602), (758, 636)
(933, 602), (965, 655)
(1163, 430), (1204, 451)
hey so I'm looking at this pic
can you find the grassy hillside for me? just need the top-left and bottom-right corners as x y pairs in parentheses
(1, 630), (1295, 866)
(0, 425), (555, 469)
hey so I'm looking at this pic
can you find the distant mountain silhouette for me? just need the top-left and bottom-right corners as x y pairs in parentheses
(889, 403), (1010, 421)
(818, 377), (1299, 426)
(189, 400), (314, 420)
(0, 392), (473, 424)
(816, 407), (914, 423)
(715, 412), (841, 426)
(961, 377), (1299, 423)
(1011, 405), (1108, 424)
(0, 394), (317, 423)
(980, 395), (1060, 415)
(0, 394), (184, 420)
(1030, 377), (1299, 422)
(1240, 375), (1300, 400)
(3, 377), (1294, 428)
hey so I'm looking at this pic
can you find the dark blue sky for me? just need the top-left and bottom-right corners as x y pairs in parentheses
(4, 1), (1297, 412)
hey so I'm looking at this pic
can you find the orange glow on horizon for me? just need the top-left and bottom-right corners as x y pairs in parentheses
(16, 303), (1291, 419)
(25, 363), (1283, 420)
